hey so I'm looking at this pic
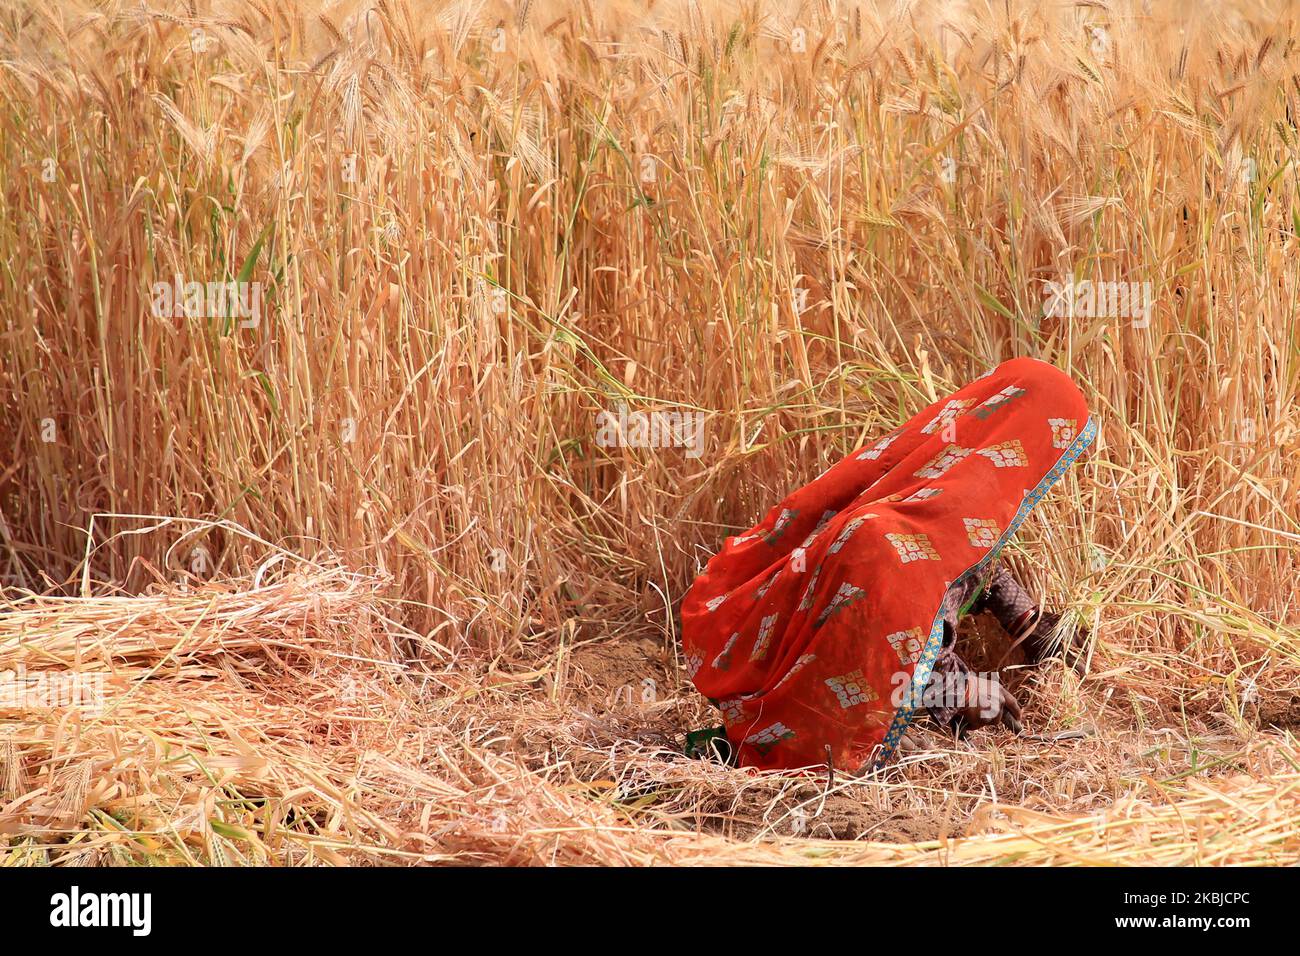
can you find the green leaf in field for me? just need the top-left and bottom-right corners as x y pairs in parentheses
(219, 221), (273, 334)
(209, 819), (254, 842)
(238, 221), (272, 286)
(253, 370), (277, 413)
(975, 284), (1014, 320)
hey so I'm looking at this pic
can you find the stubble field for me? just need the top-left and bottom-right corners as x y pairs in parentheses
(1, 0), (1299, 864)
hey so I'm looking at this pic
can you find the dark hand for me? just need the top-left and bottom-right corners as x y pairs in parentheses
(955, 673), (1023, 735)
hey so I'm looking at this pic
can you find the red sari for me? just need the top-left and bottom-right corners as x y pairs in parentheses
(681, 357), (1094, 771)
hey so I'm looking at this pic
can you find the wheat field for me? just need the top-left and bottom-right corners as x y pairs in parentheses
(1, 0), (1299, 865)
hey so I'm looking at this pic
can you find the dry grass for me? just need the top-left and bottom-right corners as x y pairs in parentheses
(4, 556), (1299, 865)
(1, 0), (1299, 864)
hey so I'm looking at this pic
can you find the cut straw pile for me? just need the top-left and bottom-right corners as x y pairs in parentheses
(3, 560), (1299, 865)
(3, 0), (1300, 864)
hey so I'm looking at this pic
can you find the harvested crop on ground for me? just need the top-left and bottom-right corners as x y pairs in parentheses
(1, 0), (1298, 866)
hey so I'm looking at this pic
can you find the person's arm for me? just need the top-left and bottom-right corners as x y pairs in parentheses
(924, 640), (1023, 736)
(975, 564), (1072, 665)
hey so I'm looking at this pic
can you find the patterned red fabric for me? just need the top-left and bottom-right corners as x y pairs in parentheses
(681, 357), (1094, 771)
